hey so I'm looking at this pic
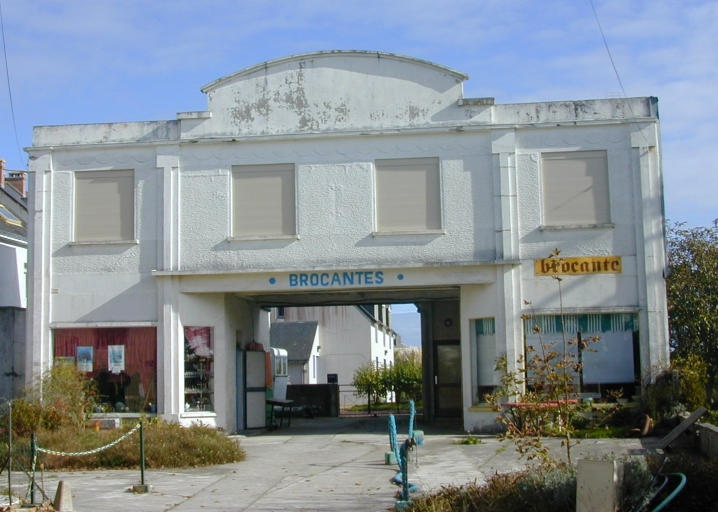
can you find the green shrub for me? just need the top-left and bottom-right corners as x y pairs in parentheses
(1, 365), (98, 437)
(403, 460), (652, 512)
(673, 354), (708, 411)
(404, 467), (576, 512)
(30, 419), (244, 469)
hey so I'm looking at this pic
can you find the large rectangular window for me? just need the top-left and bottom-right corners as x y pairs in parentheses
(471, 318), (496, 404)
(53, 327), (157, 413)
(74, 170), (134, 242)
(523, 313), (638, 392)
(232, 164), (295, 238)
(541, 150), (610, 226)
(184, 327), (214, 412)
(375, 157), (441, 233)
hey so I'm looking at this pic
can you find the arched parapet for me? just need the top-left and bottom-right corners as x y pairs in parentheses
(187, 50), (469, 138)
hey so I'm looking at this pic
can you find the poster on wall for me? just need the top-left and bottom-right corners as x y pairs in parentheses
(76, 346), (93, 372)
(184, 327), (212, 358)
(108, 345), (125, 374)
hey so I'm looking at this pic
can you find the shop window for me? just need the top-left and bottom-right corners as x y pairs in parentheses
(541, 150), (610, 226)
(53, 327), (157, 413)
(74, 170), (134, 242)
(375, 157), (441, 233)
(523, 313), (638, 394)
(232, 164), (296, 238)
(184, 327), (214, 412)
(471, 318), (496, 404)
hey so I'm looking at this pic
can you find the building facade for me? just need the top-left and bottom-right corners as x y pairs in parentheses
(27, 51), (668, 431)
(0, 165), (27, 400)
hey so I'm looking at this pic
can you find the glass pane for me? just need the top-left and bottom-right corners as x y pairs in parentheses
(437, 344), (461, 385)
(437, 387), (462, 409)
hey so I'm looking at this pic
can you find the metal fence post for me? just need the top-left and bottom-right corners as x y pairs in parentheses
(131, 420), (149, 493)
(7, 400), (11, 507)
(30, 432), (36, 504)
(140, 420), (145, 486)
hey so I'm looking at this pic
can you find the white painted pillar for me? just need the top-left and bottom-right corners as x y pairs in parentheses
(157, 277), (182, 421)
(155, 149), (182, 420)
(631, 124), (670, 382)
(491, 130), (523, 380)
(25, 151), (53, 388)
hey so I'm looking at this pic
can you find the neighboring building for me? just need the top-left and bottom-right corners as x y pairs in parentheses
(270, 320), (319, 386)
(26, 51), (669, 432)
(270, 305), (396, 407)
(0, 162), (27, 400)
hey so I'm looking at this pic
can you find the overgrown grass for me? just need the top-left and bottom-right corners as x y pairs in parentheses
(6, 419), (244, 470)
(404, 467), (576, 512)
(573, 425), (633, 438)
(454, 433), (483, 445)
(402, 460), (652, 512)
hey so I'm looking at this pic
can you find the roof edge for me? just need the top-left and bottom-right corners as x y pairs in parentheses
(201, 50), (468, 93)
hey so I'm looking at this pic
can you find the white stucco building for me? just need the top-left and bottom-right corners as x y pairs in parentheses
(271, 305), (396, 407)
(26, 51), (668, 431)
(0, 167), (27, 400)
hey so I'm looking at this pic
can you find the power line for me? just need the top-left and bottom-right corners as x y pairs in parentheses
(0, 0), (22, 165)
(588, 0), (628, 99)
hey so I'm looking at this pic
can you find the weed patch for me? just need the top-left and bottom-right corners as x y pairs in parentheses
(7, 419), (244, 470)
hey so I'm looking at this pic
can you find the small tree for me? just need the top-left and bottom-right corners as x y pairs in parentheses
(487, 249), (597, 467)
(390, 349), (422, 405)
(352, 363), (386, 413)
(666, 220), (718, 405)
(5, 364), (98, 436)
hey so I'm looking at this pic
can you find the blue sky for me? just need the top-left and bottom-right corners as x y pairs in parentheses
(1, 0), (715, 227)
(0, 1), (715, 344)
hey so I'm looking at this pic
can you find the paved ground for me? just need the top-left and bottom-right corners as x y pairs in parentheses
(2, 416), (650, 511)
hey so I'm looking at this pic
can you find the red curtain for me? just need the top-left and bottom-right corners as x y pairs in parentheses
(54, 327), (157, 408)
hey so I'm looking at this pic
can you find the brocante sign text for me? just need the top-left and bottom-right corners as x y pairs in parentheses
(534, 256), (622, 275)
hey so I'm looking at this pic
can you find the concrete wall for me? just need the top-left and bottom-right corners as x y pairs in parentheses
(0, 307), (25, 400)
(0, 243), (26, 308)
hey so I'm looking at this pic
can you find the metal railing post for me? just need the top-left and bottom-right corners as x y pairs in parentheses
(139, 420), (145, 486)
(7, 400), (11, 507)
(30, 432), (36, 504)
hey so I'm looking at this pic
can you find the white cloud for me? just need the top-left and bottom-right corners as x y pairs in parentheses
(0, 0), (714, 226)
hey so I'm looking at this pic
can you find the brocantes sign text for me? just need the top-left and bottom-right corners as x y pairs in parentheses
(534, 256), (622, 276)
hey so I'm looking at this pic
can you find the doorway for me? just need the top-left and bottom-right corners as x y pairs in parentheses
(433, 340), (461, 416)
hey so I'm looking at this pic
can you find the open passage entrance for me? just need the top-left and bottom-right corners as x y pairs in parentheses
(230, 286), (461, 432)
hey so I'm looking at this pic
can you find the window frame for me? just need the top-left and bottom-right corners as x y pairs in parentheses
(230, 163), (298, 241)
(71, 169), (136, 245)
(372, 157), (444, 236)
(539, 150), (612, 229)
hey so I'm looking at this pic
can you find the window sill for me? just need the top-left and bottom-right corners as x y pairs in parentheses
(468, 405), (496, 413)
(227, 234), (300, 242)
(181, 410), (217, 417)
(69, 239), (139, 246)
(539, 223), (614, 231)
(371, 229), (446, 237)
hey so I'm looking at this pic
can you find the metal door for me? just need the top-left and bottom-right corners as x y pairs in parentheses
(434, 341), (462, 416)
